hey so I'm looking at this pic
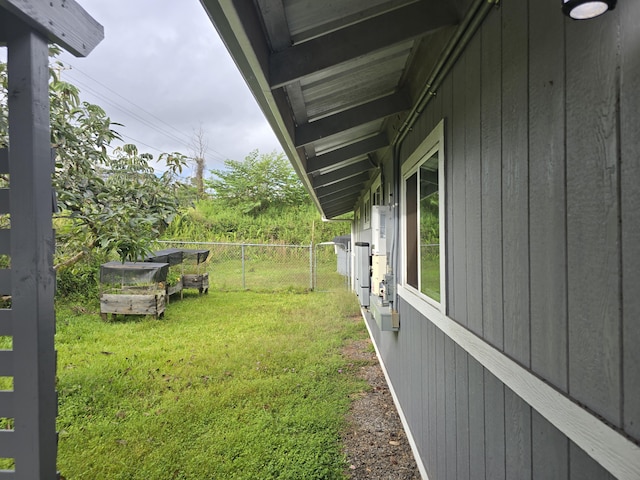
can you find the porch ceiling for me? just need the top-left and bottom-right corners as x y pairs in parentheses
(200, 0), (469, 218)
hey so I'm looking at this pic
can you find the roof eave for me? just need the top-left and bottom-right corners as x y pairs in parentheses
(199, 0), (328, 217)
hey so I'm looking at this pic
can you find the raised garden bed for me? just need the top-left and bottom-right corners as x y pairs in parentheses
(165, 278), (183, 303)
(182, 273), (209, 294)
(99, 261), (169, 320)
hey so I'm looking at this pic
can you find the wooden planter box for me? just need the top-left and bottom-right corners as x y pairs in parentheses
(100, 289), (166, 320)
(165, 279), (183, 304)
(182, 273), (209, 294)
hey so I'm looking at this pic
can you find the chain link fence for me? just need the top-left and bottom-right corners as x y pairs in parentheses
(156, 240), (350, 292)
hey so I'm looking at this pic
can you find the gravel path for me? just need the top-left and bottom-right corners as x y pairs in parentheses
(341, 330), (421, 480)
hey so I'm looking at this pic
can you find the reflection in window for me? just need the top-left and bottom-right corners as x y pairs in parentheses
(419, 155), (439, 301)
(405, 152), (440, 302)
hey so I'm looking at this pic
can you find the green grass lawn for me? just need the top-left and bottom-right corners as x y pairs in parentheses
(55, 289), (367, 479)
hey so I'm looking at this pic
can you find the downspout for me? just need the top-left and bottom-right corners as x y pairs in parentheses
(389, 0), (499, 310)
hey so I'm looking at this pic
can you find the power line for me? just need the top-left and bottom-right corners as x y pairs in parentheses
(61, 61), (232, 166)
(64, 61), (194, 145)
(64, 73), (194, 152)
(119, 134), (165, 155)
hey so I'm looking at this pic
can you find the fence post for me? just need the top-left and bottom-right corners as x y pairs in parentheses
(309, 244), (314, 290)
(241, 244), (246, 289)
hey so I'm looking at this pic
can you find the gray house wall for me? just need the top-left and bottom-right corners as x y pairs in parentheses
(360, 1), (640, 478)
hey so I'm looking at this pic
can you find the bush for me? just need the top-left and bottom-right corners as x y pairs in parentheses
(56, 256), (104, 301)
(162, 199), (350, 245)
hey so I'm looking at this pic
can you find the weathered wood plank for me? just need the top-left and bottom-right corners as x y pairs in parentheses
(501, 0), (530, 367)
(528, 0), (568, 392)
(455, 344), (469, 480)
(0, 0), (103, 57)
(480, 7), (503, 349)
(165, 280), (183, 304)
(468, 357), (485, 480)
(100, 292), (166, 317)
(532, 410), (568, 480)
(566, 8), (621, 427)
(569, 442), (615, 480)
(182, 273), (208, 292)
(484, 371), (505, 480)
(450, 57), (467, 327)
(505, 387), (532, 480)
(444, 336), (457, 480)
(166, 280), (183, 297)
(620, 0), (640, 442)
(464, 34), (482, 336)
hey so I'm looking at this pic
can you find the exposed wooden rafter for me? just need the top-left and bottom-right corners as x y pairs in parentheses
(268, 0), (458, 88)
(255, 0), (289, 51)
(315, 172), (370, 198)
(321, 192), (362, 212)
(202, 0), (462, 218)
(312, 158), (375, 188)
(307, 133), (388, 173)
(295, 91), (409, 147)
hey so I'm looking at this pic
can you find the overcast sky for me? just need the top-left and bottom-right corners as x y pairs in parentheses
(58, 0), (282, 172)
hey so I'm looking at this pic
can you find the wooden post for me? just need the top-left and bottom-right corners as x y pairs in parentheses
(7, 23), (58, 479)
(0, 2), (102, 477)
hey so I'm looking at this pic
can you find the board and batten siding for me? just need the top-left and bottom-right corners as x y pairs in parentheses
(366, 0), (640, 478)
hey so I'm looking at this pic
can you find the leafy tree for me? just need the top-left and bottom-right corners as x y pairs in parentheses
(56, 144), (187, 267)
(206, 150), (309, 215)
(0, 48), (188, 268)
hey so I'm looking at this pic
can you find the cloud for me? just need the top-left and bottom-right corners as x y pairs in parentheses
(59, 0), (282, 167)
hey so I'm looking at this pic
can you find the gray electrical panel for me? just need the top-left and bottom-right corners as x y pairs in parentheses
(355, 242), (370, 307)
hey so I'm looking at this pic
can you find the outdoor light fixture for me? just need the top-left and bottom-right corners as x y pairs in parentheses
(562, 0), (617, 19)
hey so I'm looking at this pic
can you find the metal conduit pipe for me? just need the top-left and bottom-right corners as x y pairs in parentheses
(389, 0), (499, 310)
(393, 0), (499, 148)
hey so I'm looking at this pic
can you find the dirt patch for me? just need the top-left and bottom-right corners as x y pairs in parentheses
(342, 328), (421, 479)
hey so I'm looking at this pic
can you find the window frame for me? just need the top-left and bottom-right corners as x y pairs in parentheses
(372, 176), (383, 206)
(362, 192), (371, 229)
(400, 120), (446, 313)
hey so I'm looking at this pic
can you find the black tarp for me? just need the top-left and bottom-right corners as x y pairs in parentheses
(145, 248), (184, 266)
(100, 261), (170, 285)
(180, 249), (209, 264)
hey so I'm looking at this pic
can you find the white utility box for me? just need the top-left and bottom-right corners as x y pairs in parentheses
(371, 206), (389, 255)
(355, 242), (370, 307)
(371, 255), (386, 297)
